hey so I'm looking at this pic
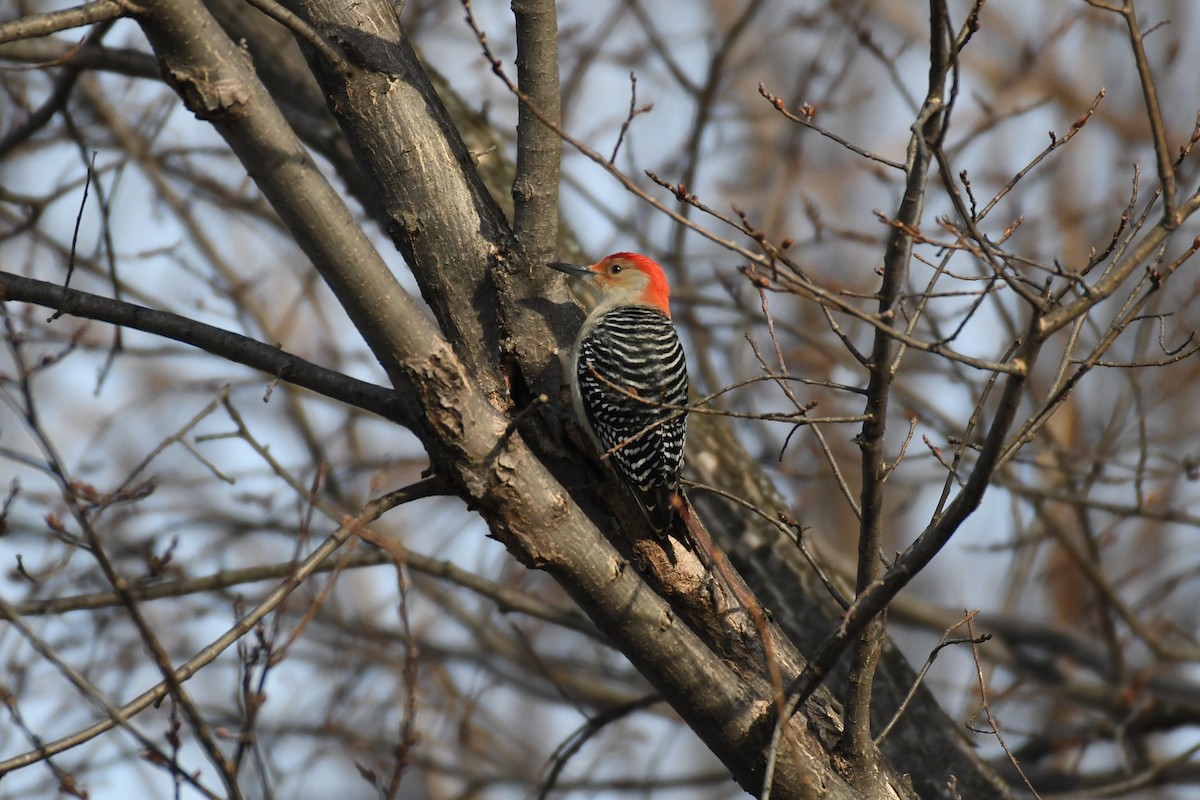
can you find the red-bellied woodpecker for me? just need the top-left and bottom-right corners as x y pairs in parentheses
(549, 252), (688, 533)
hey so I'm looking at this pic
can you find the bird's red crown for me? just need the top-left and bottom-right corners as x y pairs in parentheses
(591, 252), (672, 316)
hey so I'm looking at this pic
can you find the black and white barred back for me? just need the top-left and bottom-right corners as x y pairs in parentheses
(576, 305), (688, 531)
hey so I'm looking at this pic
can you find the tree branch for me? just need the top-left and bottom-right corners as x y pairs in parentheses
(511, 0), (562, 259)
(840, 1), (952, 787)
(282, 0), (515, 403)
(0, 270), (401, 422)
(783, 321), (1043, 718)
(0, 0), (123, 45)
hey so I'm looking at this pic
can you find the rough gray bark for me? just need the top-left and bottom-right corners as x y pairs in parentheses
(0, 0), (1013, 795)
(128, 0), (861, 796)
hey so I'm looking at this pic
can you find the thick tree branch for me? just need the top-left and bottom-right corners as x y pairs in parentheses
(511, 0), (562, 259)
(121, 3), (856, 795)
(131, 0), (446, 424)
(281, 0), (515, 404)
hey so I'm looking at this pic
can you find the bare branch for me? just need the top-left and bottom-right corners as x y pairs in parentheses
(0, 271), (402, 422)
(0, 0), (123, 45)
(511, 0), (562, 259)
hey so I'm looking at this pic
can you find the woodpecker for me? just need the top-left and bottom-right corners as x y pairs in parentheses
(549, 252), (688, 533)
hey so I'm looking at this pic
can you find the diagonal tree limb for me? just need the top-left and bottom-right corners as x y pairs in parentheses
(125, 1), (859, 795)
(0, 270), (401, 422)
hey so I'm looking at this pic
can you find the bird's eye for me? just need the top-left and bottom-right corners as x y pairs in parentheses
(610, 263), (623, 274)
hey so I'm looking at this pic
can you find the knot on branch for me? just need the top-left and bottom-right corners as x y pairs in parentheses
(165, 69), (251, 122)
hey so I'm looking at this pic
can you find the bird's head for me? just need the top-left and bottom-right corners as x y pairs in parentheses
(548, 252), (672, 317)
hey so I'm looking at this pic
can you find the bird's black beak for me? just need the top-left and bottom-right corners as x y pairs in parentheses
(548, 261), (594, 278)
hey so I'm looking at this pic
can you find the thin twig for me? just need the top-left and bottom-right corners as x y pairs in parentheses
(0, 479), (445, 774)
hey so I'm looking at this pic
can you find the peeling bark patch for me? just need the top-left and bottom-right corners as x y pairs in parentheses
(416, 351), (468, 442)
(431, 393), (464, 442)
(491, 450), (518, 488)
(485, 449), (520, 504)
(632, 537), (706, 600)
(164, 69), (251, 122)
